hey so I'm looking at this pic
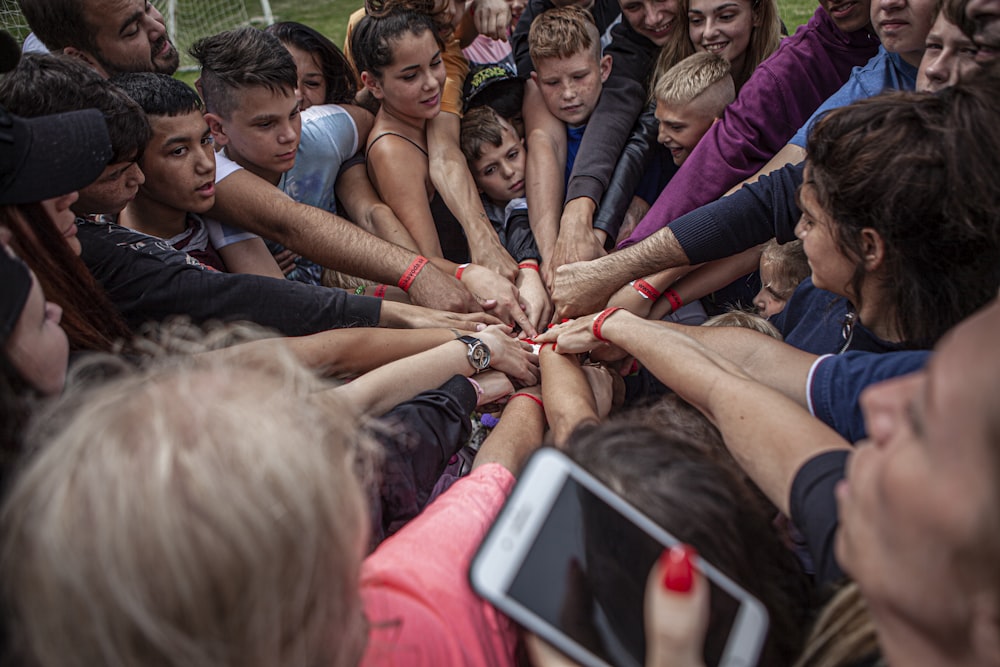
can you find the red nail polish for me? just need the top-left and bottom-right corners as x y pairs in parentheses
(547, 323), (556, 329)
(661, 545), (696, 593)
(561, 318), (569, 323)
(524, 338), (535, 344)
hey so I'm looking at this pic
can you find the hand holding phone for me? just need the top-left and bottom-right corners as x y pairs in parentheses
(470, 448), (768, 667)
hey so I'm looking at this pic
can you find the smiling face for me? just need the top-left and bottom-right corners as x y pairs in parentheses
(819, 0), (873, 33)
(655, 97), (717, 166)
(835, 301), (1000, 651)
(917, 12), (981, 92)
(286, 43), (328, 110)
(871, 0), (937, 66)
(619, 0), (680, 45)
(531, 50), (612, 126)
(363, 29), (446, 126)
(206, 85), (301, 185)
(81, 0), (180, 76)
(3, 268), (69, 397)
(471, 123), (526, 204)
(138, 111), (217, 217)
(688, 0), (757, 71)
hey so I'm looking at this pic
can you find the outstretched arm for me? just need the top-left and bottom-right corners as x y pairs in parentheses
(427, 110), (520, 281)
(536, 310), (848, 514)
(209, 168), (481, 313)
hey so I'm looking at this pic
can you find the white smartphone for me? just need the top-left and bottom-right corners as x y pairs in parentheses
(470, 447), (769, 667)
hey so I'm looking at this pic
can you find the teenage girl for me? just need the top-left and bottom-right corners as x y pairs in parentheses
(353, 9), (547, 334)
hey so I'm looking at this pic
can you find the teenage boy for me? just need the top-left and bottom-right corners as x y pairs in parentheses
(527, 6), (612, 185)
(0, 53), (498, 336)
(192, 26), (534, 331)
(18, 3), (482, 313)
(653, 53), (735, 168)
(113, 72), (282, 276)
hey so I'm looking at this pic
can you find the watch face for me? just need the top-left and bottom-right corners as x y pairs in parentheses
(471, 343), (490, 369)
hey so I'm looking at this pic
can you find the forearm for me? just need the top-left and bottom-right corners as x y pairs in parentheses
(524, 81), (566, 263)
(211, 170), (418, 285)
(217, 237), (285, 279)
(646, 249), (761, 318)
(473, 391), (546, 474)
(336, 164), (422, 251)
(339, 339), (477, 416)
(539, 345), (599, 446)
(280, 327), (456, 376)
(598, 311), (849, 514)
(592, 105), (658, 239)
(427, 111), (517, 274)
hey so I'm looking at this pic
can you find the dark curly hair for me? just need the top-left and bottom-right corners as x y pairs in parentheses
(805, 72), (1000, 348)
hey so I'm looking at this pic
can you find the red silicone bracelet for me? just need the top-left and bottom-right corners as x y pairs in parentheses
(510, 392), (543, 408)
(592, 306), (622, 342)
(398, 256), (428, 291)
(632, 279), (661, 300)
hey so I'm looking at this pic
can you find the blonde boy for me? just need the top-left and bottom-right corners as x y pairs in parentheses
(653, 52), (735, 167)
(528, 6), (611, 181)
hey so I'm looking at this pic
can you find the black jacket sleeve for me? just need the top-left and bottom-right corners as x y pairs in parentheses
(78, 223), (381, 336)
(669, 161), (803, 264)
(564, 20), (658, 206)
(502, 208), (542, 263)
(789, 449), (849, 587)
(592, 100), (658, 240)
(372, 375), (477, 538)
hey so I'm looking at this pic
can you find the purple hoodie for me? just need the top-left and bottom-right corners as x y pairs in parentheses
(621, 6), (878, 246)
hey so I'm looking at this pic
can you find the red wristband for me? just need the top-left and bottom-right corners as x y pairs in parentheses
(664, 289), (683, 312)
(398, 255), (428, 292)
(518, 262), (539, 271)
(455, 262), (470, 280)
(592, 306), (622, 342)
(373, 284), (387, 299)
(631, 279), (661, 301)
(510, 392), (543, 408)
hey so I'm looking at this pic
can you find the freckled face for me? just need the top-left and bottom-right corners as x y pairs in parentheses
(531, 51), (611, 126)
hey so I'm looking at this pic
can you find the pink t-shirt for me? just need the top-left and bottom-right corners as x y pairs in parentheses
(360, 463), (518, 667)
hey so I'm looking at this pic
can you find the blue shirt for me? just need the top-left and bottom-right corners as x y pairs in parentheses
(807, 350), (931, 443)
(565, 123), (586, 186)
(790, 46), (918, 147)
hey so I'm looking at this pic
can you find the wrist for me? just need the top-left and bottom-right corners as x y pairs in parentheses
(397, 256), (428, 292)
(592, 306), (622, 342)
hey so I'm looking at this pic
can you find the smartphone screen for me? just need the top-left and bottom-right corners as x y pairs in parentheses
(471, 449), (766, 667)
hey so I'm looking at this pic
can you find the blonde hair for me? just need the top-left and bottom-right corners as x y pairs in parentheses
(761, 238), (810, 301)
(702, 309), (783, 339)
(651, 0), (781, 96)
(1, 331), (374, 667)
(653, 51), (735, 116)
(528, 6), (601, 63)
(794, 583), (883, 667)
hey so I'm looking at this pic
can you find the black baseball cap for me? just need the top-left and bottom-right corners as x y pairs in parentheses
(463, 62), (524, 116)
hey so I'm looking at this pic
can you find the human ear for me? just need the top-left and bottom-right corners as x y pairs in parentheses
(61, 46), (109, 78)
(599, 54), (613, 83)
(203, 113), (229, 147)
(360, 71), (384, 100)
(860, 228), (885, 271)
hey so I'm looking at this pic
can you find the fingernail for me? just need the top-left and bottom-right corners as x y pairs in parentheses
(476, 324), (486, 331)
(561, 318), (569, 323)
(547, 324), (556, 329)
(661, 545), (696, 593)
